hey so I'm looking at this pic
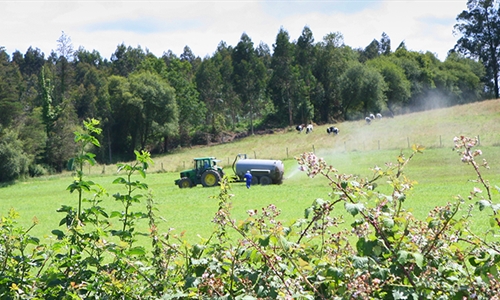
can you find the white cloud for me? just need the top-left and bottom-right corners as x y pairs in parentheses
(1, 0), (467, 61)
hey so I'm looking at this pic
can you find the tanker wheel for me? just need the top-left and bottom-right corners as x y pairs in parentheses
(260, 176), (272, 185)
(178, 177), (193, 188)
(201, 170), (221, 187)
(251, 176), (259, 185)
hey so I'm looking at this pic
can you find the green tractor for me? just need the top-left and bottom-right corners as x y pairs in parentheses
(175, 157), (225, 188)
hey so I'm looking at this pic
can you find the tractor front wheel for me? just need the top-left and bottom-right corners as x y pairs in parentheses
(201, 170), (221, 187)
(178, 177), (193, 188)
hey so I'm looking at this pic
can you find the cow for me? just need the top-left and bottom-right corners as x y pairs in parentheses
(306, 124), (313, 134)
(295, 124), (305, 133)
(326, 126), (339, 135)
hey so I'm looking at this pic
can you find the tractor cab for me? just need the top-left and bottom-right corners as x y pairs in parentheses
(175, 157), (224, 188)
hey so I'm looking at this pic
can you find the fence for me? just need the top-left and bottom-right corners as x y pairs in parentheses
(85, 134), (499, 176)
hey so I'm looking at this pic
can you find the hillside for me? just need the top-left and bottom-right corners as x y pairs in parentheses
(144, 99), (500, 173)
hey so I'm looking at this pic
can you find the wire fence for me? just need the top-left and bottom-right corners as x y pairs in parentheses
(85, 133), (500, 176)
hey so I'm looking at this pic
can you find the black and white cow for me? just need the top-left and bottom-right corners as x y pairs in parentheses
(296, 124), (305, 133)
(326, 126), (339, 135)
(365, 117), (372, 124)
(306, 124), (314, 134)
(376, 113), (382, 119)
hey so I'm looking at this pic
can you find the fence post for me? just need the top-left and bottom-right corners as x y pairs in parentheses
(407, 137), (410, 148)
(378, 140), (380, 150)
(313, 145), (315, 153)
(344, 141), (346, 152)
(478, 135), (481, 145)
(286, 147), (289, 159)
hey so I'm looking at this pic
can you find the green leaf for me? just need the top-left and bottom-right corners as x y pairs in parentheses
(351, 256), (369, 269)
(304, 207), (312, 219)
(490, 217), (498, 228)
(345, 202), (364, 216)
(397, 250), (409, 264)
(51, 229), (65, 240)
(258, 235), (269, 247)
(125, 246), (146, 256)
(478, 200), (491, 211)
(382, 218), (395, 229)
(110, 211), (122, 218)
(412, 252), (424, 268)
(26, 236), (40, 245)
(113, 177), (127, 184)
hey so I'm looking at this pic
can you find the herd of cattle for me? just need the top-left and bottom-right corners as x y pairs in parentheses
(295, 113), (383, 135)
(295, 123), (339, 135)
(365, 113), (383, 124)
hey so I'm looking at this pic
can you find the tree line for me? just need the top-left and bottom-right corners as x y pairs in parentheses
(0, 0), (498, 182)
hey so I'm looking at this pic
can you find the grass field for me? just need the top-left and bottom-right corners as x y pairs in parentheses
(1, 99), (500, 244)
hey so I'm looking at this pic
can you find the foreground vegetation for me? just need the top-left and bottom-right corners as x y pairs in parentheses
(1, 118), (499, 298)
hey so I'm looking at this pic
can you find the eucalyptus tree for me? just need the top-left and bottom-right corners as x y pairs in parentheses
(339, 62), (387, 119)
(39, 65), (78, 171)
(392, 46), (436, 111)
(196, 57), (225, 133)
(108, 72), (177, 158)
(131, 71), (178, 150)
(180, 45), (201, 74)
(166, 56), (205, 146)
(213, 41), (240, 130)
(367, 56), (411, 116)
(294, 26), (317, 124)
(433, 52), (485, 105)
(232, 33), (267, 134)
(314, 32), (355, 123)
(12, 47), (46, 78)
(0, 48), (23, 128)
(111, 44), (147, 77)
(454, 0), (500, 98)
(268, 28), (300, 126)
(380, 32), (392, 56)
(359, 39), (381, 63)
(72, 48), (110, 121)
(74, 47), (105, 67)
(54, 31), (75, 105)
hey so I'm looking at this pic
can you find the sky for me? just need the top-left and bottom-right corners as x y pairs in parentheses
(1, 0), (468, 61)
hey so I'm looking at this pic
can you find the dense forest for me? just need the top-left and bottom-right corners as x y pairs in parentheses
(0, 0), (499, 182)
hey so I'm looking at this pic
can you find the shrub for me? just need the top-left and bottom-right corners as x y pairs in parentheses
(0, 130), (30, 182)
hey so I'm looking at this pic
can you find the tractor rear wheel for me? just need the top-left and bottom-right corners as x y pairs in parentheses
(178, 177), (193, 188)
(260, 176), (272, 185)
(201, 170), (221, 187)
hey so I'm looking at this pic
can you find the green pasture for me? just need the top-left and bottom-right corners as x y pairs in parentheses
(1, 99), (500, 244)
(2, 147), (499, 244)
